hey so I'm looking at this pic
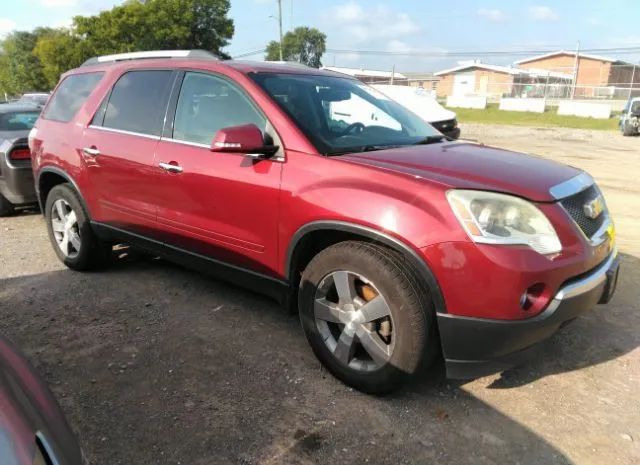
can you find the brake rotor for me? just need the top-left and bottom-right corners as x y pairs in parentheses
(358, 282), (392, 343)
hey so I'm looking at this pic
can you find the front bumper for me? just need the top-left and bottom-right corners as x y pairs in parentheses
(0, 155), (37, 206)
(438, 250), (620, 379)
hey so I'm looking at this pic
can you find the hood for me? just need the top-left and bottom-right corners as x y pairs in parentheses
(340, 142), (582, 202)
(372, 85), (456, 123)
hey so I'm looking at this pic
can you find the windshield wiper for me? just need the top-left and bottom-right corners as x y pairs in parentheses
(326, 144), (399, 156)
(413, 135), (449, 145)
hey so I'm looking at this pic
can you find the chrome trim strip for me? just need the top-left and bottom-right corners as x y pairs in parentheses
(160, 137), (286, 162)
(161, 137), (209, 149)
(549, 172), (594, 200)
(546, 248), (617, 312)
(97, 50), (191, 62)
(87, 125), (161, 140)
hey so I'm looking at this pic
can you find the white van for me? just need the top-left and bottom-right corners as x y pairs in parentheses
(372, 85), (460, 139)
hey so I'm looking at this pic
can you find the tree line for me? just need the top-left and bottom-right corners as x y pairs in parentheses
(0, 0), (327, 97)
(0, 0), (234, 96)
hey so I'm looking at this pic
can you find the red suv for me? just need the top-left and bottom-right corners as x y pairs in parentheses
(30, 51), (619, 393)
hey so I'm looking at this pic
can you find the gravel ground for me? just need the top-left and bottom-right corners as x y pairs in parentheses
(0, 123), (639, 465)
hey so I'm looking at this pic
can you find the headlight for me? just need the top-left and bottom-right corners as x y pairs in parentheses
(446, 190), (562, 254)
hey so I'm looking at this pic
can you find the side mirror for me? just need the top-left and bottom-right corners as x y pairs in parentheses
(210, 124), (279, 158)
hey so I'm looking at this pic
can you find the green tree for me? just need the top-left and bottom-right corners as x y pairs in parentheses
(73, 0), (234, 57)
(0, 29), (51, 95)
(0, 0), (235, 96)
(33, 29), (84, 89)
(265, 27), (327, 68)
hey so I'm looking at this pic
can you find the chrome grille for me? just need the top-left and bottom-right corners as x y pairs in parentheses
(560, 185), (606, 238)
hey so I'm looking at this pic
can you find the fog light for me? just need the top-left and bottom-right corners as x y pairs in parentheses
(520, 283), (546, 311)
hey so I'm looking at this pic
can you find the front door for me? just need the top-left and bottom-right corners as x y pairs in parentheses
(82, 69), (174, 237)
(453, 73), (476, 96)
(153, 71), (283, 276)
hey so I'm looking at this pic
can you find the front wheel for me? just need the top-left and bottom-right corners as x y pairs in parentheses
(45, 184), (111, 270)
(622, 120), (637, 136)
(298, 241), (437, 394)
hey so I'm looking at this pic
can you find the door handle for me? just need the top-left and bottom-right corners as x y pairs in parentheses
(82, 147), (100, 157)
(159, 162), (183, 173)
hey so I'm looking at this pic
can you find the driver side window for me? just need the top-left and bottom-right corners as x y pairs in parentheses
(173, 72), (266, 145)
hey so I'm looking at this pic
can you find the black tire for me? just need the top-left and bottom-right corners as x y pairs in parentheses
(0, 193), (15, 217)
(45, 183), (111, 270)
(622, 121), (636, 136)
(299, 241), (437, 394)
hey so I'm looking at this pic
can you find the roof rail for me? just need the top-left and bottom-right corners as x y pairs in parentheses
(81, 50), (220, 67)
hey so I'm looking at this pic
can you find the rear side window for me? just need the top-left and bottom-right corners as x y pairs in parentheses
(43, 72), (104, 122)
(101, 70), (173, 136)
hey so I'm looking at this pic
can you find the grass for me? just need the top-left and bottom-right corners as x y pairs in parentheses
(448, 103), (620, 131)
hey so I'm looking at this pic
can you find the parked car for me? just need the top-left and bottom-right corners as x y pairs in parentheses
(30, 51), (619, 393)
(620, 97), (640, 136)
(0, 104), (41, 215)
(0, 336), (83, 464)
(17, 93), (50, 109)
(372, 84), (460, 139)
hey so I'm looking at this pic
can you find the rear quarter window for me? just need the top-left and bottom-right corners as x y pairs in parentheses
(43, 72), (104, 122)
(100, 70), (174, 136)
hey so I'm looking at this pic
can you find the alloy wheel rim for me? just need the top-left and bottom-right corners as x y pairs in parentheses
(314, 270), (395, 372)
(51, 199), (81, 258)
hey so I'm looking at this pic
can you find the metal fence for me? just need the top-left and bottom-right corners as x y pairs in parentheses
(471, 82), (640, 101)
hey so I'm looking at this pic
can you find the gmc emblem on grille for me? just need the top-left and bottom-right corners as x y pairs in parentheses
(583, 196), (604, 219)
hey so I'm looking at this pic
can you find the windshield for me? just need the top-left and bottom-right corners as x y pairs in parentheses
(250, 73), (441, 155)
(0, 111), (40, 131)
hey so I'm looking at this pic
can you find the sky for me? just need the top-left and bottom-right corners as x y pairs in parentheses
(3, 0), (640, 72)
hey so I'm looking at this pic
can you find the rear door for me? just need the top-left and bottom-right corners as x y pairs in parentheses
(153, 71), (283, 276)
(81, 70), (175, 236)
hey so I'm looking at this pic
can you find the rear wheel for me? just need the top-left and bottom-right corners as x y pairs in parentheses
(0, 194), (14, 217)
(45, 184), (111, 270)
(299, 241), (437, 394)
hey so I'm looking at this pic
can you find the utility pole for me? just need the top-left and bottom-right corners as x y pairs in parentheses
(390, 64), (395, 85)
(278, 0), (284, 61)
(570, 40), (580, 99)
(630, 64), (637, 99)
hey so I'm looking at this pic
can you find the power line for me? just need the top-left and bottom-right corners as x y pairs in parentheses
(232, 49), (266, 59)
(231, 45), (640, 60)
(324, 46), (640, 58)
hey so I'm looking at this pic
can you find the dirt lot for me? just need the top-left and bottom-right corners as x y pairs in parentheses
(1, 123), (639, 465)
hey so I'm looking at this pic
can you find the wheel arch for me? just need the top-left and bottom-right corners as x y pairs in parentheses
(285, 221), (447, 314)
(37, 167), (90, 217)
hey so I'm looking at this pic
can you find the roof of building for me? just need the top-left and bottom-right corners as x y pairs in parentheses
(434, 62), (573, 79)
(515, 50), (624, 65)
(434, 63), (522, 76)
(403, 72), (438, 80)
(522, 67), (573, 79)
(322, 66), (407, 79)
